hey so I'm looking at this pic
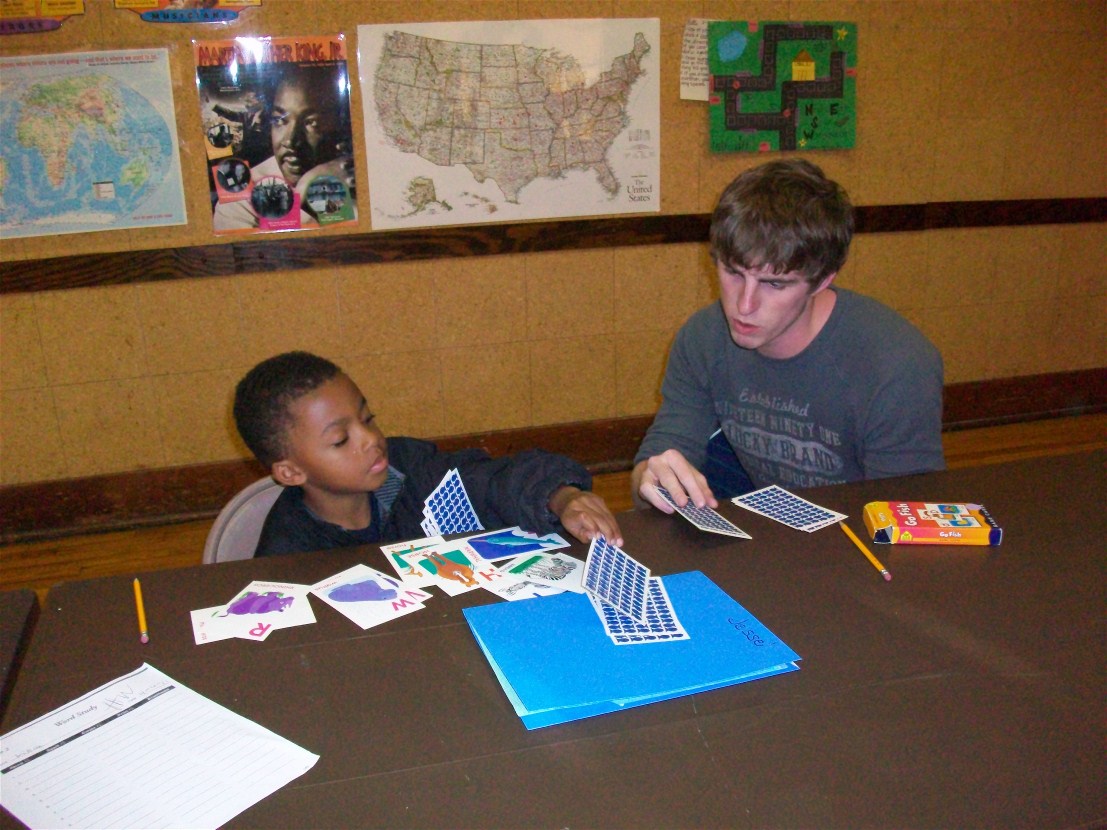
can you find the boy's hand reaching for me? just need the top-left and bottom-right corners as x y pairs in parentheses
(548, 486), (624, 547)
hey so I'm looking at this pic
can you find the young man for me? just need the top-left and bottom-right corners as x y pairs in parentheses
(234, 352), (623, 557)
(633, 159), (944, 513)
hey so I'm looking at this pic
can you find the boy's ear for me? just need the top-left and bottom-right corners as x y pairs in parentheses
(271, 458), (306, 487)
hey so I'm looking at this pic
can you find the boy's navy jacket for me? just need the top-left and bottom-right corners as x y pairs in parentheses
(254, 437), (591, 557)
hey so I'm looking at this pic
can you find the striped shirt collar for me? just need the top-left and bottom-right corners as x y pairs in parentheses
(373, 465), (405, 519)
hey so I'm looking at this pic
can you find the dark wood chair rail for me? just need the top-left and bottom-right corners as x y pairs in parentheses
(2, 198), (1104, 295)
(1, 368), (1103, 543)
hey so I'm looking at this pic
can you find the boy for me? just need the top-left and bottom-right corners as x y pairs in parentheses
(633, 159), (944, 513)
(233, 351), (622, 557)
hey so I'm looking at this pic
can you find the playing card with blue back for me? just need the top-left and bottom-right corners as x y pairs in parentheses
(732, 485), (846, 532)
(589, 576), (689, 645)
(655, 486), (751, 539)
(582, 535), (650, 623)
(424, 468), (484, 535)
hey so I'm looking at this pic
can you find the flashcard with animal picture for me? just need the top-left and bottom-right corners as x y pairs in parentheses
(190, 605), (242, 645)
(496, 551), (586, 593)
(311, 565), (432, 630)
(398, 542), (505, 596)
(214, 581), (316, 641)
(380, 536), (445, 587)
(482, 575), (567, 602)
(236, 580), (317, 637)
(461, 526), (570, 562)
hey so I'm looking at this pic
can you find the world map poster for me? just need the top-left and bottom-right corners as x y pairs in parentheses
(0, 49), (186, 239)
(357, 18), (660, 230)
(708, 21), (857, 153)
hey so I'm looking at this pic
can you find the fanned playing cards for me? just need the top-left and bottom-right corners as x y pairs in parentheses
(422, 468), (484, 535)
(582, 535), (686, 645)
(587, 575), (688, 645)
(582, 535), (651, 621)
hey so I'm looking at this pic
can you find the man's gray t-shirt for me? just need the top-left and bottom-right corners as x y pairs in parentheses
(635, 289), (945, 489)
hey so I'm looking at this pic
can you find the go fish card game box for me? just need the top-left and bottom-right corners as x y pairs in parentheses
(862, 502), (1003, 546)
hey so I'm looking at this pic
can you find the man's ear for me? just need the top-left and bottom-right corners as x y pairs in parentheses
(812, 271), (837, 294)
(271, 458), (306, 487)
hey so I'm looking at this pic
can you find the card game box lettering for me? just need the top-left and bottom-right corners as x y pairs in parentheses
(862, 501), (1003, 546)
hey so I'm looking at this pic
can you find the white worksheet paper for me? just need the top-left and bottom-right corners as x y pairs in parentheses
(0, 663), (318, 829)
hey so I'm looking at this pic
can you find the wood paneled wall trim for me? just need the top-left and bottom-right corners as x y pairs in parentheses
(2, 198), (1104, 295)
(2, 368), (1103, 543)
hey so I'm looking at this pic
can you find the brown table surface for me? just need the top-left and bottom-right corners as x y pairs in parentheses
(3, 452), (1104, 829)
(0, 589), (38, 723)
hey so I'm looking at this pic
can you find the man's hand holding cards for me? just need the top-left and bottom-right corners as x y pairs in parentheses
(654, 486), (751, 539)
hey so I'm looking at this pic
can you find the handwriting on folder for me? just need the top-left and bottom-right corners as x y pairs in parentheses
(0, 663), (317, 830)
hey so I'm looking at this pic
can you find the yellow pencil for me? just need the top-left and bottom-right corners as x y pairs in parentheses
(133, 578), (149, 644)
(839, 521), (891, 582)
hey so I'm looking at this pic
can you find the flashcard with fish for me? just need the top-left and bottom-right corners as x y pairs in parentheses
(380, 536), (445, 587)
(400, 542), (505, 596)
(311, 564), (432, 629)
(461, 526), (570, 562)
(496, 551), (586, 593)
(216, 580), (317, 640)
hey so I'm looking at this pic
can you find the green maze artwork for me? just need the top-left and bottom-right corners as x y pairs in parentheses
(708, 21), (857, 153)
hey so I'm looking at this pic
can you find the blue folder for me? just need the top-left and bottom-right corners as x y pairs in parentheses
(463, 570), (801, 729)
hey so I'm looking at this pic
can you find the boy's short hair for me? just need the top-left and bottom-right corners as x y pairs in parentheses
(234, 351), (340, 468)
(709, 158), (854, 285)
